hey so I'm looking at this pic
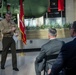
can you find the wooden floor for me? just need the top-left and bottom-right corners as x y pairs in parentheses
(0, 52), (39, 75)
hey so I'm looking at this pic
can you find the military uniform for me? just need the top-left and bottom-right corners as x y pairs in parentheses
(0, 19), (18, 68)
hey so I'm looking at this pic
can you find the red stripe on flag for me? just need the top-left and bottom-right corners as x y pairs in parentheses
(58, 0), (64, 11)
(19, 0), (26, 44)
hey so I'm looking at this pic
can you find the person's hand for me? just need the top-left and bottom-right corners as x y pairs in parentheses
(11, 27), (16, 32)
(48, 69), (51, 75)
(14, 33), (18, 37)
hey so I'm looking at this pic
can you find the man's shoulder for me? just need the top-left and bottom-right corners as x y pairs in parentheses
(41, 40), (51, 47)
(42, 39), (64, 48)
(42, 39), (56, 47)
(51, 39), (65, 44)
(63, 39), (74, 48)
(0, 19), (6, 23)
(55, 39), (65, 44)
(0, 19), (5, 25)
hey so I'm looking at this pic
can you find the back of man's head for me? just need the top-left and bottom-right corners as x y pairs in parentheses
(70, 21), (76, 37)
(48, 28), (57, 37)
(72, 21), (76, 32)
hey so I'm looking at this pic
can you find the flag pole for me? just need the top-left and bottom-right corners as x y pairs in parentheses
(19, 15), (25, 56)
(61, 11), (63, 26)
(19, 40), (25, 56)
(17, 13), (25, 56)
(18, 0), (26, 56)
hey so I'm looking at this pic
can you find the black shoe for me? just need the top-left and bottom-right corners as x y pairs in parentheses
(13, 68), (19, 71)
(1, 66), (5, 69)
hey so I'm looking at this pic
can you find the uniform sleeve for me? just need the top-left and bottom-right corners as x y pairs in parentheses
(11, 21), (19, 33)
(0, 21), (11, 34)
(0, 21), (4, 31)
(2, 28), (11, 34)
(11, 21), (20, 38)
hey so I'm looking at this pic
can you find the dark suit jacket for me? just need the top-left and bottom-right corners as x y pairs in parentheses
(51, 38), (76, 75)
(35, 39), (65, 74)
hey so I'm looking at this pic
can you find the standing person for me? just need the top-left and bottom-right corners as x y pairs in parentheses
(35, 28), (65, 75)
(0, 12), (19, 71)
(48, 21), (76, 75)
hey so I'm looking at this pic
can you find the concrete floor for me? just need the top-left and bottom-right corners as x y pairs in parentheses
(0, 52), (39, 75)
(0, 37), (74, 75)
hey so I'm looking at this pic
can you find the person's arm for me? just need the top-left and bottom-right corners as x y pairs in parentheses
(12, 25), (19, 36)
(0, 21), (12, 34)
(36, 46), (46, 63)
(10, 20), (19, 37)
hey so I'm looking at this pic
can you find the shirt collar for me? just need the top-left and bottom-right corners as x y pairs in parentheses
(50, 38), (56, 40)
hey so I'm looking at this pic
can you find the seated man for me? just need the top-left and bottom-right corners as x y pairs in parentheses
(48, 22), (76, 75)
(35, 28), (65, 75)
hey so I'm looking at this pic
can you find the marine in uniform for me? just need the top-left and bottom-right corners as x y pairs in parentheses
(0, 12), (19, 71)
